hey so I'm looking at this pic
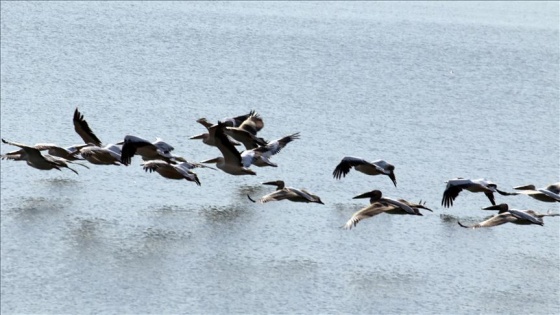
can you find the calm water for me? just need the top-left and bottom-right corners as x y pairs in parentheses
(1, 2), (559, 314)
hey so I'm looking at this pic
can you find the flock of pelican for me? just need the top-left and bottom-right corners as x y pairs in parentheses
(2, 108), (559, 230)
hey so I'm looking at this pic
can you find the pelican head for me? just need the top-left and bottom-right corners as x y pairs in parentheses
(262, 180), (285, 190)
(353, 190), (382, 203)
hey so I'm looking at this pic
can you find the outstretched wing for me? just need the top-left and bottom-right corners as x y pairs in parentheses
(332, 156), (370, 180)
(73, 108), (102, 146)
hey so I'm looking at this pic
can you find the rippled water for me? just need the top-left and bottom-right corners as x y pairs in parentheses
(1, 2), (559, 314)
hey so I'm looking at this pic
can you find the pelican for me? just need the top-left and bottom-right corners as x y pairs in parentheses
(247, 180), (324, 204)
(2, 143), (90, 161)
(141, 160), (202, 186)
(189, 118), (242, 147)
(1, 139), (79, 174)
(223, 112), (267, 150)
(332, 157), (397, 187)
(120, 135), (176, 166)
(240, 132), (300, 167)
(343, 194), (432, 230)
(513, 183), (560, 202)
(441, 178), (517, 208)
(457, 203), (559, 229)
(351, 189), (420, 214)
(200, 123), (256, 175)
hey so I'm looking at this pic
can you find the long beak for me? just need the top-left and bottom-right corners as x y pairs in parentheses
(200, 157), (219, 164)
(389, 173), (397, 187)
(189, 133), (207, 140)
(352, 191), (374, 199)
(317, 200), (325, 205)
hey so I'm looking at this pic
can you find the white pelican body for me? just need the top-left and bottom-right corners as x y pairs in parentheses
(458, 203), (558, 229)
(240, 133), (300, 168)
(441, 178), (517, 208)
(142, 160), (201, 186)
(223, 112), (267, 150)
(513, 183), (560, 202)
(332, 156), (397, 187)
(189, 118), (242, 147)
(248, 180), (324, 204)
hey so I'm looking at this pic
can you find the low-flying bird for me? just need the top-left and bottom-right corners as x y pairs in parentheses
(1, 139), (80, 174)
(247, 180), (324, 204)
(457, 203), (559, 229)
(332, 157), (397, 187)
(200, 122), (256, 175)
(441, 178), (517, 208)
(2, 143), (90, 161)
(240, 132), (300, 167)
(343, 192), (432, 230)
(120, 135), (177, 166)
(513, 183), (560, 202)
(141, 160), (204, 186)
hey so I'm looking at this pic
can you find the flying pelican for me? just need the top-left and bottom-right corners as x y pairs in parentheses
(247, 180), (324, 204)
(141, 160), (202, 186)
(457, 203), (559, 229)
(2, 143), (90, 161)
(120, 135), (177, 166)
(332, 157), (397, 187)
(189, 118), (242, 147)
(240, 132), (300, 167)
(343, 193), (432, 230)
(223, 112), (267, 150)
(513, 183), (560, 202)
(200, 123), (256, 175)
(1, 139), (79, 174)
(441, 178), (517, 208)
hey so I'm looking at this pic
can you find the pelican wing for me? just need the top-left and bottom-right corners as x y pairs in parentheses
(441, 179), (475, 208)
(73, 108), (102, 146)
(120, 135), (154, 165)
(458, 213), (514, 229)
(259, 189), (291, 203)
(254, 132), (300, 156)
(219, 110), (256, 127)
(214, 124), (243, 166)
(332, 156), (371, 179)
(343, 203), (395, 230)
(224, 127), (267, 150)
(238, 112), (264, 135)
(508, 209), (543, 226)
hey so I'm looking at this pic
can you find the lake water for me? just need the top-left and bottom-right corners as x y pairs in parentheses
(1, 2), (559, 314)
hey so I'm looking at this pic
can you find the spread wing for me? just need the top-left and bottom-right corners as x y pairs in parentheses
(73, 108), (102, 146)
(332, 156), (371, 179)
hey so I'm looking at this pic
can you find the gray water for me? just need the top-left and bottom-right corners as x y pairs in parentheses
(1, 2), (559, 314)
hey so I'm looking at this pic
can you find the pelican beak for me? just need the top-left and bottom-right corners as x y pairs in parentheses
(318, 200), (325, 205)
(482, 204), (503, 211)
(352, 191), (373, 199)
(389, 173), (397, 187)
(200, 157), (219, 164)
(115, 141), (125, 145)
(189, 133), (207, 140)
(262, 181), (279, 186)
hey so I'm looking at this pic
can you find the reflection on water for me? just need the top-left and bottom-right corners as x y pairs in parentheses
(199, 204), (252, 223)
